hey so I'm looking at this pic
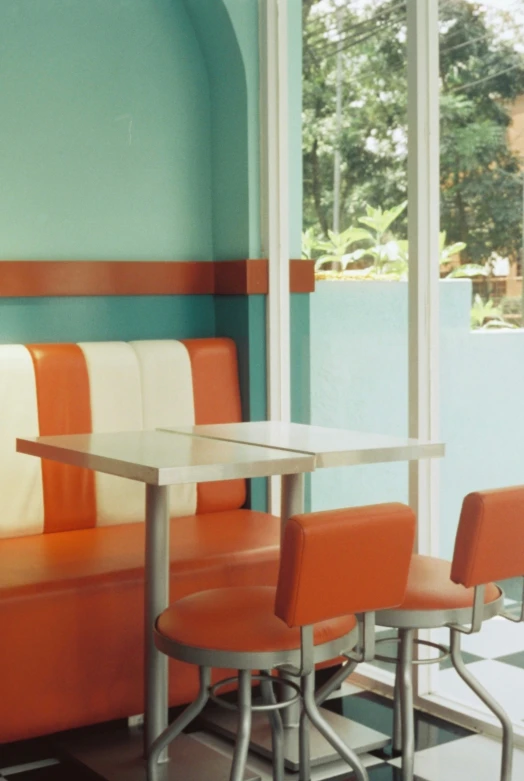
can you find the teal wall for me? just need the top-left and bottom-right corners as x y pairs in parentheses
(288, 1), (311, 428)
(184, 0), (260, 260)
(310, 280), (524, 559)
(0, 0), (213, 261)
(0, 0), (261, 348)
(184, 0), (260, 259)
(0, 296), (215, 345)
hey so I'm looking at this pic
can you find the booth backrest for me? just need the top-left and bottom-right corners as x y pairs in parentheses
(0, 338), (246, 539)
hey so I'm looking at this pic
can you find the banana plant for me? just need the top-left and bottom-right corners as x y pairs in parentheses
(342, 201), (408, 274)
(313, 225), (372, 271)
(301, 227), (319, 260)
(439, 231), (467, 266)
(470, 294), (515, 329)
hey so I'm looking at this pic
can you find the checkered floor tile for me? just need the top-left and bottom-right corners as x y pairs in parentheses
(2, 686), (520, 781)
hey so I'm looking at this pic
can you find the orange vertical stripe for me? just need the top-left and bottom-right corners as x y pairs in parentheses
(27, 344), (96, 533)
(181, 339), (246, 513)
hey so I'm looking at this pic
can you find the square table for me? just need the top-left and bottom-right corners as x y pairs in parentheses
(161, 421), (445, 536)
(16, 429), (315, 781)
(161, 421), (446, 769)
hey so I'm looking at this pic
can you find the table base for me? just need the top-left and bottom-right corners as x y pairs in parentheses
(200, 705), (390, 771)
(57, 727), (261, 781)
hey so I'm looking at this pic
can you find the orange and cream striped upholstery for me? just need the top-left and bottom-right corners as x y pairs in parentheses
(0, 338), (246, 539)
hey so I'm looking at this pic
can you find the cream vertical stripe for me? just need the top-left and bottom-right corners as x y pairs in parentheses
(0, 346), (44, 537)
(79, 342), (146, 526)
(129, 340), (196, 517)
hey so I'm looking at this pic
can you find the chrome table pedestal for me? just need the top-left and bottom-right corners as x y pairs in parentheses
(200, 705), (389, 771)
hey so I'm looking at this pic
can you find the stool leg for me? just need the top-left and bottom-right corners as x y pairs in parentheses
(230, 669), (252, 781)
(147, 666), (211, 781)
(302, 668), (369, 781)
(393, 655), (403, 752)
(450, 629), (513, 781)
(260, 672), (285, 781)
(299, 676), (311, 781)
(279, 669), (301, 728)
(315, 659), (358, 706)
(398, 628), (415, 781)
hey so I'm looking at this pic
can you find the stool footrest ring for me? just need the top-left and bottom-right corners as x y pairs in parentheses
(208, 673), (301, 712)
(375, 636), (450, 666)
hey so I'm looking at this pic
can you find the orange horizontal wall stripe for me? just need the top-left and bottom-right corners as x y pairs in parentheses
(214, 259), (268, 294)
(0, 260), (314, 297)
(0, 261), (215, 297)
(290, 259), (315, 293)
(27, 344), (96, 533)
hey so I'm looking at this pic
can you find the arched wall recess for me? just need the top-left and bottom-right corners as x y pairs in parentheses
(182, 0), (257, 260)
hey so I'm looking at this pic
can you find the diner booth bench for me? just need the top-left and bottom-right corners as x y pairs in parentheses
(0, 338), (281, 744)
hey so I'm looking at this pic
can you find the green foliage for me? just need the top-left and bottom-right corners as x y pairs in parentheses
(301, 226), (319, 259)
(447, 263), (487, 278)
(308, 200), (477, 279)
(303, 0), (524, 266)
(470, 294), (501, 327)
(500, 296), (522, 316)
(469, 294), (517, 329)
(439, 231), (467, 265)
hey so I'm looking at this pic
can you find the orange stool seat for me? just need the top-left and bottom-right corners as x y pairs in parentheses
(398, 554), (501, 611)
(157, 585), (357, 653)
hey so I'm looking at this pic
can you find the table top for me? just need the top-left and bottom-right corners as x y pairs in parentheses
(161, 421), (445, 468)
(16, 429), (315, 486)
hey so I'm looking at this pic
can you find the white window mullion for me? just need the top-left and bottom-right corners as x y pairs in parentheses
(407, 0), (441, 696)
(260, 0), (291, 514)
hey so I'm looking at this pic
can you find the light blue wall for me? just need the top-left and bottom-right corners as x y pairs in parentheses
(310, 280), (524, 559)
(310, 281), (409, 520)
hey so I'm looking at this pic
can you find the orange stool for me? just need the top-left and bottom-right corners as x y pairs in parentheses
(376, 486), (524, 781)
(148, 503), (416, 781)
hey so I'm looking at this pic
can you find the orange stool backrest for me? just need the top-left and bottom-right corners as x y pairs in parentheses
(274, 502), (416, 628)
(451, 486), (524, 588)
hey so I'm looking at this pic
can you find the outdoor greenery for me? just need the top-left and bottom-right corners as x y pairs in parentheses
(470, 294), (517, 328)
(303, 0), (524, 268)
(307, 199), (469, 279)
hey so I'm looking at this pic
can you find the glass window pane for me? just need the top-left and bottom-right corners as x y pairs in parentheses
(436, 0), (524, 728)
(303, 0), (409, 681)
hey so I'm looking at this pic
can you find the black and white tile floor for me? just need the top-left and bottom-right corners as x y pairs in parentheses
(2, 680), (523, 781)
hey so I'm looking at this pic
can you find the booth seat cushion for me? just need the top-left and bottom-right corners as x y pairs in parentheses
(0, 509), (280, 742)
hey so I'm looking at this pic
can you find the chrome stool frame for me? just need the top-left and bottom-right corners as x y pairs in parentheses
(378, 581), (524, 781)
(148, 501), (416, 781)
(147, 623), (367, 781)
